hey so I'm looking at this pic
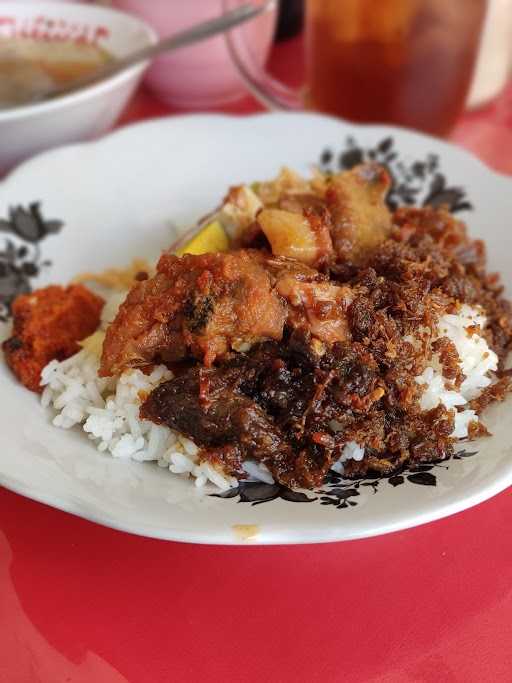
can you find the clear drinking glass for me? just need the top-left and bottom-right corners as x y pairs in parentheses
(227, 0), (488, 136)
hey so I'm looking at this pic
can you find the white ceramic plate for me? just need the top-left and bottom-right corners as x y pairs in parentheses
(0, 113), (510, 545)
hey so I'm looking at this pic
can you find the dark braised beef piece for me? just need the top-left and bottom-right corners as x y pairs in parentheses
(141, 334), (343, 489)
(140, 363), (295, 485)
(140, 330), (458, 488)
(141, 330), (427, 489)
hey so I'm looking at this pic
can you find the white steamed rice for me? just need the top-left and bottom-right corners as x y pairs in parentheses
(415, 304), (497, 438)
(40, 295), (499, 490)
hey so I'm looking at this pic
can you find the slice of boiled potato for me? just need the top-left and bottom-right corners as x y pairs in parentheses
(258, 208), (318, 265)
(175, 220), (230, 256)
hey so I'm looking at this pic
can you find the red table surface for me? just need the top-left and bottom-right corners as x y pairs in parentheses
(2, 37), (512, 683)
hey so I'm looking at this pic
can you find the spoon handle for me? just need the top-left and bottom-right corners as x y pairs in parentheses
(56, 2), (274, 97)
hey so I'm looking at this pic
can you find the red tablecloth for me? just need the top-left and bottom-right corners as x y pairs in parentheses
(1, 37), (512, 682)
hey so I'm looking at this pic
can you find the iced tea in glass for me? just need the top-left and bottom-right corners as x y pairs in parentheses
(305, 0), (487, 136)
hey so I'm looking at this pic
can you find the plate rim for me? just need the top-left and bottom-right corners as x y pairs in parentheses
(1, 460), (511, 545)
(4, 110), (512, 186)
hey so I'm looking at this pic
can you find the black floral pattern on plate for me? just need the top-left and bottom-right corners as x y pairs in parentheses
(0, 203), (63, 321)
(212, 481), (316, 505)
(319, 136), (473, 213)
(317, 450), (478, 509)
(212, 450), (479, 508)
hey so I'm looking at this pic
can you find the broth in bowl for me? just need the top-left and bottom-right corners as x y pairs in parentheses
(0, 38), (112, 109)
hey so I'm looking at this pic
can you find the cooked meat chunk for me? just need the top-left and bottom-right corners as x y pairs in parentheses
(3, 284), (103, 392)
(141, 334), (387, 489)
(140, 345), (336, 489)
(276, 277), (354, 346)
(240, 165), (391, 267)
(101, 248), (356, 377)
(263, 255), (355, 346)
(100, 250), (287, 376)
(140, 366), (293, 478)
(266, 256), (355, 347)
(256, 206), (334, 268)
(326, 163), (392, 264)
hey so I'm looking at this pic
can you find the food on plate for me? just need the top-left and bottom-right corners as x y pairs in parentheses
(3, 163), (511, 490)
(74, 258), (153, 291)
(100, 250), (288, 374)
(3, 285), (103, 392)
(175, 220), (229, 257)
(325, 163), (392, 264)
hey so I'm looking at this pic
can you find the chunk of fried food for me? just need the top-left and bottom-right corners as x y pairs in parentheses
(264, 257), (354, 346)
(100, 250), (287, 376)
(276, 276), (354, 346)
(257, 207), (334, 268)
(326, 163), (392, 264)
(101, 250), (356, 377)
(3, 285), (104, 392)
(236, 164), (391, 267)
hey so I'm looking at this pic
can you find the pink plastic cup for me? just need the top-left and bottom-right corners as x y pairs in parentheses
(112, 0), (277, 108)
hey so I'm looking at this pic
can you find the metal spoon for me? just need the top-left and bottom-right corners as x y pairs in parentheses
(46, 2), (274, 102)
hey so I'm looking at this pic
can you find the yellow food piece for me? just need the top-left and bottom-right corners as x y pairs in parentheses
(258, 208), (318, 264)
(78, 330), (105, 358)
(176, 220), (229, 256)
